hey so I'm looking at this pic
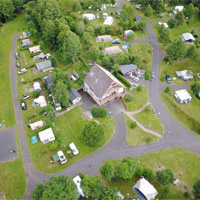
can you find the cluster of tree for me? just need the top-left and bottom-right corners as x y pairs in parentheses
(191, 83), (200, 95)
(82, 121), (104, 147)
(166, 38), (199, 60)
(193, 179), (200, 200)
(91, 107), (107, 118)
(0, 0), (29, 23)
(156, 169), (174, 186)
(25, 0), (81, 64)
(51, 68), (71, 107)
(157, 24), (171, 46)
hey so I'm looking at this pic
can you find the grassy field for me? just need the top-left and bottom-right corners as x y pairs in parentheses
(161, 91), (200, 135)
(124, 115), (159, 146)
(0, 16), (26, 127)
(123, 85), (148, 111)
(103, 148), (200, 199)
(22, 106), (114, 174)
(134, 105), (164, 134)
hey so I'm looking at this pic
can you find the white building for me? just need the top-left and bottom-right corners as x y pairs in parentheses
(103, 16), (114, 25)
(33, 82), (42, 92)
(174, 6), (184, 13)
(182, 33), (195, 44)
(174, 89), (192, 104)
(38, 128), (55, 144)
(176, 70), (193, 81)
(82, 13), (96, 21)
(158, 22), (169, 29)
(73, 176), (85, 198)
(133, 178), (158, 200)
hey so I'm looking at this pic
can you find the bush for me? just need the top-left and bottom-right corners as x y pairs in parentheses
(156, 169), (174, 186)
(124, 94), (133, 102)
(100, 161), (114, 182)
(49, 143), (58, 151)
(145, 69), (150, 80)
(130, 122), (137, 129)
(183, 191), (190, 198)
(91, 107), (107, 118)
(144, 105), (151, 112)
(51, 57), (57, 68)
(165, 86), (170, 93)
(143, 168), (154, 180)
(32, 91), (40, 98)
(135, 165), (144, 176)
(137, 85), (142, 91)
(145, 136), (152, 143)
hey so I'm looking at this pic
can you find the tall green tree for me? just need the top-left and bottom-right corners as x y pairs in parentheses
(191, 83), (200, 95)
(193, 179), (200, 200)
(166, 39), (186, 60)
(100, 161), (114, 181)
(183, 3), (197, 19)
(82, 32), (92, 49)
(31, 176), (78, 200)
(157, 24), (171, 45)
(77, 21), (85, 36)
(152, 0), (164, 13)
(175, 12), (184, 26)
(100, 187), (121, 200)
(156, 169), (174, 186)
(0, 0), (15, 22)
(144, 6), (153, 17)
(186, 46), (198, 60)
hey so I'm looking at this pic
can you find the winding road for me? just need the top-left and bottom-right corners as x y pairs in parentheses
(6, 1), (200, 199)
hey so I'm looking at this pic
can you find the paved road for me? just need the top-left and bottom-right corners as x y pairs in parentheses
(8, 4), (200, 200)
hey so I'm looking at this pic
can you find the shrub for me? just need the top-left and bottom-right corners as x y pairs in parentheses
(145, 69), (150, 80)
(130, 122), (137, 129)
(165, 86), (170, 93)
(135, 165), (144, 176)
(183, 191), (190, 198)
(51, 57), (57, 68)
(91, 107), (107, 118)
(32, 91), (40, 98)
(137, 85), (142, 91)
(145, 136), (152, 143)
(124, 94), (133, 102)
(100, 161), (114, 182)
(145, 105), (151, 112)
(156, 169), (174, 186)
(143, 168), (154, 180)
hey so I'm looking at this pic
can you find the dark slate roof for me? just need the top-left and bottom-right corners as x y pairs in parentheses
(119, 64), (137, 74)
(69, 89), (81, 101)
(84, 64), (124, 98)
(36, 60), (52, 71)
(44, 75), (53, 93)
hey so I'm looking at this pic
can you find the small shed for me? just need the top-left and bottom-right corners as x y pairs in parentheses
(182, 33), (195, 44)
(28, 120), (46, 131)
(21, 32), (28, 39)
(69, 89), (82, 105)
(44, 75), (53, 93)
(119, 64), (137, 76)
(102, 46), (122, 56)
(33, 82), (42, 92)
(103, 16), (114, 25)
(35, 60), (53, 72)
(124, 30), (134, 37)
(82, 13), (96, 20)
(21, 39), (32, 48)
(176, 70), (193, 81)
(33, 52), (46, 62)
(38, 128), (55, 144)
(33, 96), (47, 107)
(71, 71), (79, 82)
(29, 45), (41, 53)
(73, 176), (85, 198)
(96, 35), (113, 42)
(174, 89), (192, 104)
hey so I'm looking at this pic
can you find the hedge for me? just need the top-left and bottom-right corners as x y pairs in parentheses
(91, 107), (107, 118)
(113, 72), (131, 87)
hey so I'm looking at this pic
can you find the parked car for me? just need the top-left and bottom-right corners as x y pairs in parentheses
(196, 93), (200, 99)
(116, 10), (120, 16)
(55, 103), (61, 111)
(46, 53), (51, 59)
(18, 68), (27, 75)
(197, 73), (200, 79)
(96, 13), (100, 19)
(69, 143), (79, 155)
(15, 52), (20, 60)
(166, 74), (171, 83)
(23, 94), (30, 100)
(21, 101), (27, 110)
(112, 39), (121, 44)
(16, 61), (21, 67)
(57, 151), (67, 164)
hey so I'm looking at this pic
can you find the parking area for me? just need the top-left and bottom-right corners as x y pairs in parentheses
(0, 128), (18, 162)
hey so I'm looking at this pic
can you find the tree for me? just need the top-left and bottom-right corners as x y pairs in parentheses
(100, 161), (114, 182)
(102, 56), (112, 70)
(186, 46), (198, 60)
(136, 21), (146, 33)
(72, 0), (82, 11)
(144, 6), (153, 17)
(166, 39), (186, 60)
(77, 21), (85, 36)
(191, 83), (200, 95)
(81, 176), (104, 199)
(135, 165), (144, 176)
(167, 19), (177, 29)
(82, 32), (92, 49)
(157, 24), (171, 45)
(193, 179), (200, 200)
(31, 176), (78, 200)
(117, 157), (137, 180)
(86, 26), (95, 37)
(152, 0), (165, 13)
(165, 86), (170, 93)
(100, 187), (121, 200)
(50, 57), (57, 68)
(156, 169), (174, 186)
(183, 4), (196, 19)
(0, 0), (15, 22)
(175, 12), (184, 26)
(82, 121), (104, 147)
(91, 107), (107, 118)
(112, 63), (119, 72)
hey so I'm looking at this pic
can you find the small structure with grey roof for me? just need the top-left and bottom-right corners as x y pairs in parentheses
(102, 46), (122, 56)
(35, 60), (53, 72)
(21, 39), (32, 48)
(119, 64), (137, 76)
(21, 32), (28, 39)
(182, 33), (195, 44)
(69, 89), (82, 105)
(84, 64), (126, 105)
(44, 75), (53, 93)
(71, 71), (79, 82)
(96, 35), (113, 42)
(33, 52), (46, 62)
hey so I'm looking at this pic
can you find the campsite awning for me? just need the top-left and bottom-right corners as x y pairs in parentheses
(52, 153), (60, 162)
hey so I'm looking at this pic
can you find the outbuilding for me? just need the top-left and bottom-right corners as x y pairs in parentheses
(28, 120), (46, 131)
(119, 64), (137, 76)
(69, 89), (82, 105)
(182, 33), (195, 44)
(22, 39), (33, 48)
(35, 60), (53, 72)
(33, 82), (42, 92)
(102, 46), (122, 56)
(176, 70), (193, 81)
(103, 16), (114, 25)
(96, 35), (113, 42)
(133, 178), (158, 200)
(82, 13), (96, 20)
(174, 89), (192, 104)
(29, 45), (41, 53)
(38, 128), (55, 144)
(33, 52), (46, 62)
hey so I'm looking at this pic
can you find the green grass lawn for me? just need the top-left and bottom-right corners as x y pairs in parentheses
(134, 105), (164, 134)
(123, 86), (148, 111)
(161, 91), (200, 135)
(124, 115), (159, 146)
(22, 106), (114, 174)
(103, 148), (200, 199)
(160, 58), (200, 85)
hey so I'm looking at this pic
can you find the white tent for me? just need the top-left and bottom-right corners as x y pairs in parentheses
(82, 13), (96, 20)
(133, 178), (158, 200)
(73, 176), (85, 197)
(33, 82), (41, 92)
(28, 120), (45, 131)
(103, 16), (114, 25)
(124, 30), (134, 37)
(33, 96), (47, 107)
(176, 70), (193, 81)
(174, 6), (184, 13)
(38, 128), (55, 144)
(29, 45), (41, 53)
(174, 89), (192, 104)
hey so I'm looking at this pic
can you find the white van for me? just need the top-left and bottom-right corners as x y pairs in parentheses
(57, 151), (67, 164)
(69, 143), (79, 155)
